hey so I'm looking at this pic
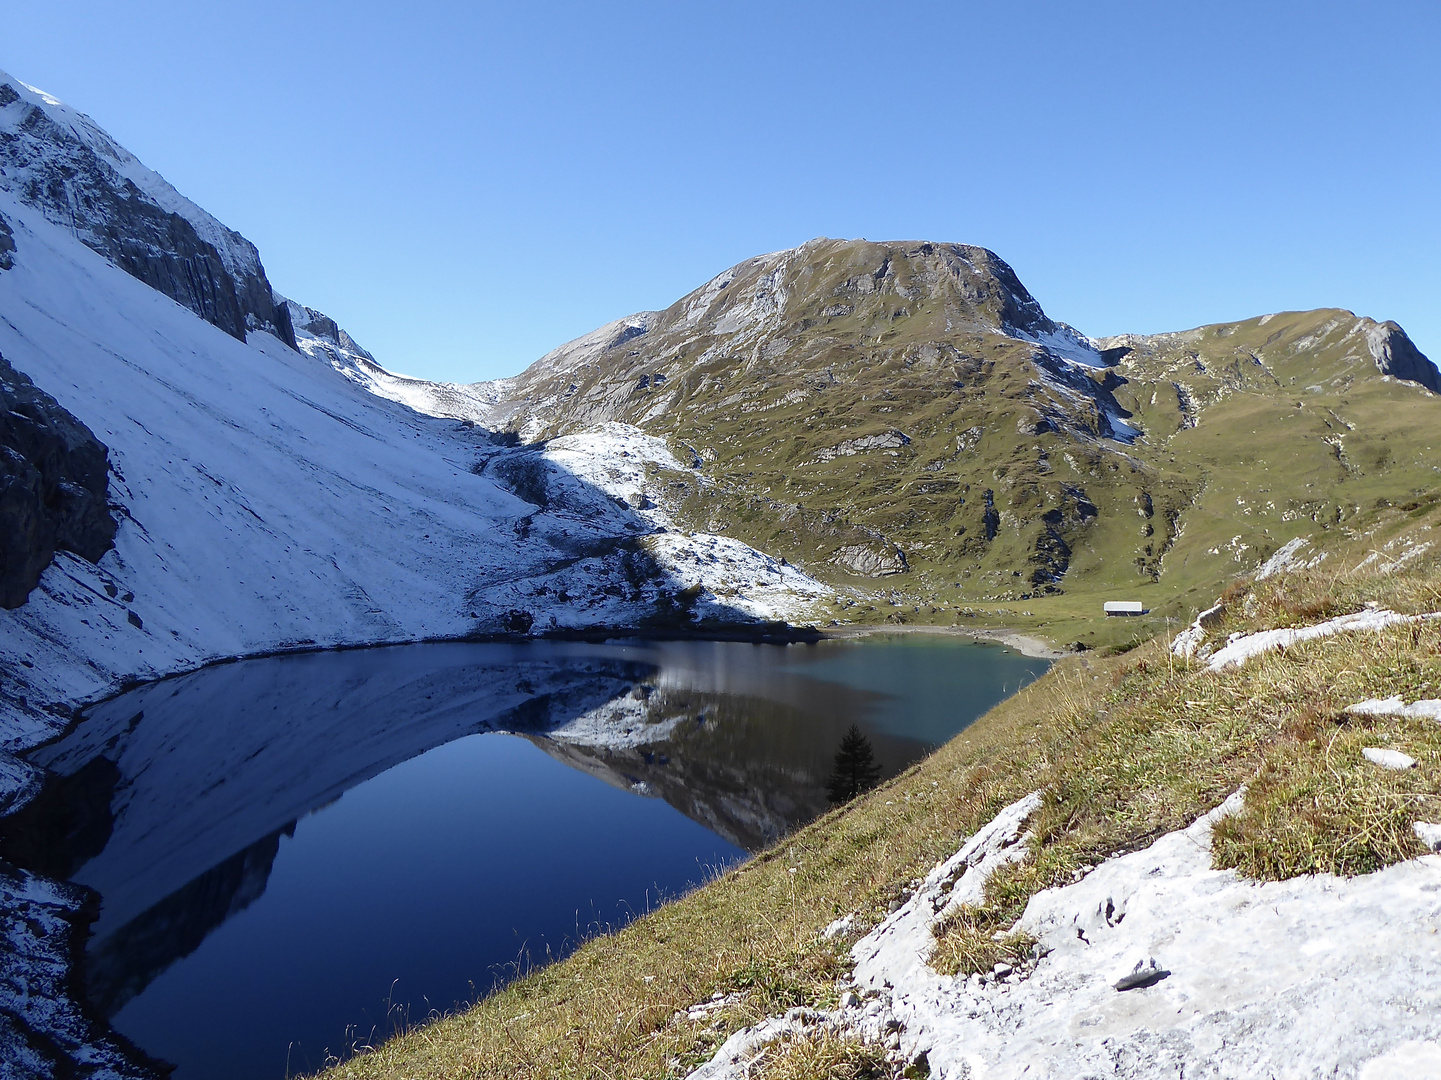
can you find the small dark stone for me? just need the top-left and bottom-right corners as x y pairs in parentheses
(126, 610), (143, 629)
(503, 609), (535, 633)
(1114, 960), (1170, 992)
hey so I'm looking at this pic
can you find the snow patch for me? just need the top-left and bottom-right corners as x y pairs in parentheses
(1203, 608), (1441, 672)
(1347, 696), (1441, 722)
(538, 423), (833, 624)
(1363, 747), (1417, 770)
(1014, 323), (1109, 369)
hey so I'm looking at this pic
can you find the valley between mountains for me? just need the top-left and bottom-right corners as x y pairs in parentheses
(4, 66), (1441, 1080)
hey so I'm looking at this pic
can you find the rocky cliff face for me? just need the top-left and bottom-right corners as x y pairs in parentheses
(0, 73), (295, 348)
(0, 350), (116, 609)
(1366, 320), (1438, 392)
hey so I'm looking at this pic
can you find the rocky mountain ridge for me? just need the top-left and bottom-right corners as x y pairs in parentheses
(0, 70), (295, 347)
(371, 240), (1435, 650)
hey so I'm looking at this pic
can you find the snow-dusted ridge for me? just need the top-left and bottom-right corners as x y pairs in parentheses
(0, 69), (262, 285)
(287, 298), (518, 424)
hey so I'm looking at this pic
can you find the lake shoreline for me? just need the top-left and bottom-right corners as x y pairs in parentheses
(818, 623), (1065, 659)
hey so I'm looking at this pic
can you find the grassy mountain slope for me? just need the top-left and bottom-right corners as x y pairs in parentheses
(482, 240), (1439, 650)
(319, 497), (1441, 1080)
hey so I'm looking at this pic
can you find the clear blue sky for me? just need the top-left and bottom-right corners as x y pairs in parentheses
(4, 1), (1438, 383)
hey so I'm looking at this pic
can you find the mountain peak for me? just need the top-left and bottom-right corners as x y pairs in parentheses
(0, 69), (295, 348)
(665, 236), (1061, 342)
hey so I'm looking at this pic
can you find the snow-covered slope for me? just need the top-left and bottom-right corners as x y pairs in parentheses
(0, 194), (522, 740)
(0, 194), (829, 766)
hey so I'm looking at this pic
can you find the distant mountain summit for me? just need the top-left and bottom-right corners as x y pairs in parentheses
(504, 238), (1122, 430)
(429, 240), (1431, 620)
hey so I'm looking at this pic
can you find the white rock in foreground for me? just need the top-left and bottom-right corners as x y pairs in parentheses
(851, 792), (1042, 991)
(1363, 747), (1417, 770)
(1254, 535), (1312, 580)
(688, 790), (1441, 1079)
(1170, 600), (1226, 660)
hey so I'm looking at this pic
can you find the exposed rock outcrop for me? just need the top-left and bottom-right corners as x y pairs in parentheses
(0, 352), (116, 608)
(831, 542), (909, 577)
(0, 211), (14, 271)
(0, 72), (295, 347)
(1366, 320), (1438, 392)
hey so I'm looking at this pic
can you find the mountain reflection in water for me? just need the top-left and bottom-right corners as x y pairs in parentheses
(9, 635), (1045, 1078)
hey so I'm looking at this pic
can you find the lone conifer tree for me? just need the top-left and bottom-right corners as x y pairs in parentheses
(827, 724), (882, 804)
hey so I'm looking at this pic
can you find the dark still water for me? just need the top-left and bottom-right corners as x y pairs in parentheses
(15, 635), (1046, 1079)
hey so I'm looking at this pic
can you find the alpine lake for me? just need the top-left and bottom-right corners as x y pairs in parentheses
(10, 633), (1047, 1079)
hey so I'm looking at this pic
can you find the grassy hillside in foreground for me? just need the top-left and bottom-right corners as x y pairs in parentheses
(318, 501), (1441, 1080)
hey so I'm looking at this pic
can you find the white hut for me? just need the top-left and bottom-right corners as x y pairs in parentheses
(1103, 601), (1146, 617)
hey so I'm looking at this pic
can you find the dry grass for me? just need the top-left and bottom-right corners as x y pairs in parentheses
(746, 1028), (894, 1080)
(928, 906), (1036, 978)
(321, 510), (1441, 1080)
(928, 514), (1441, 973)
